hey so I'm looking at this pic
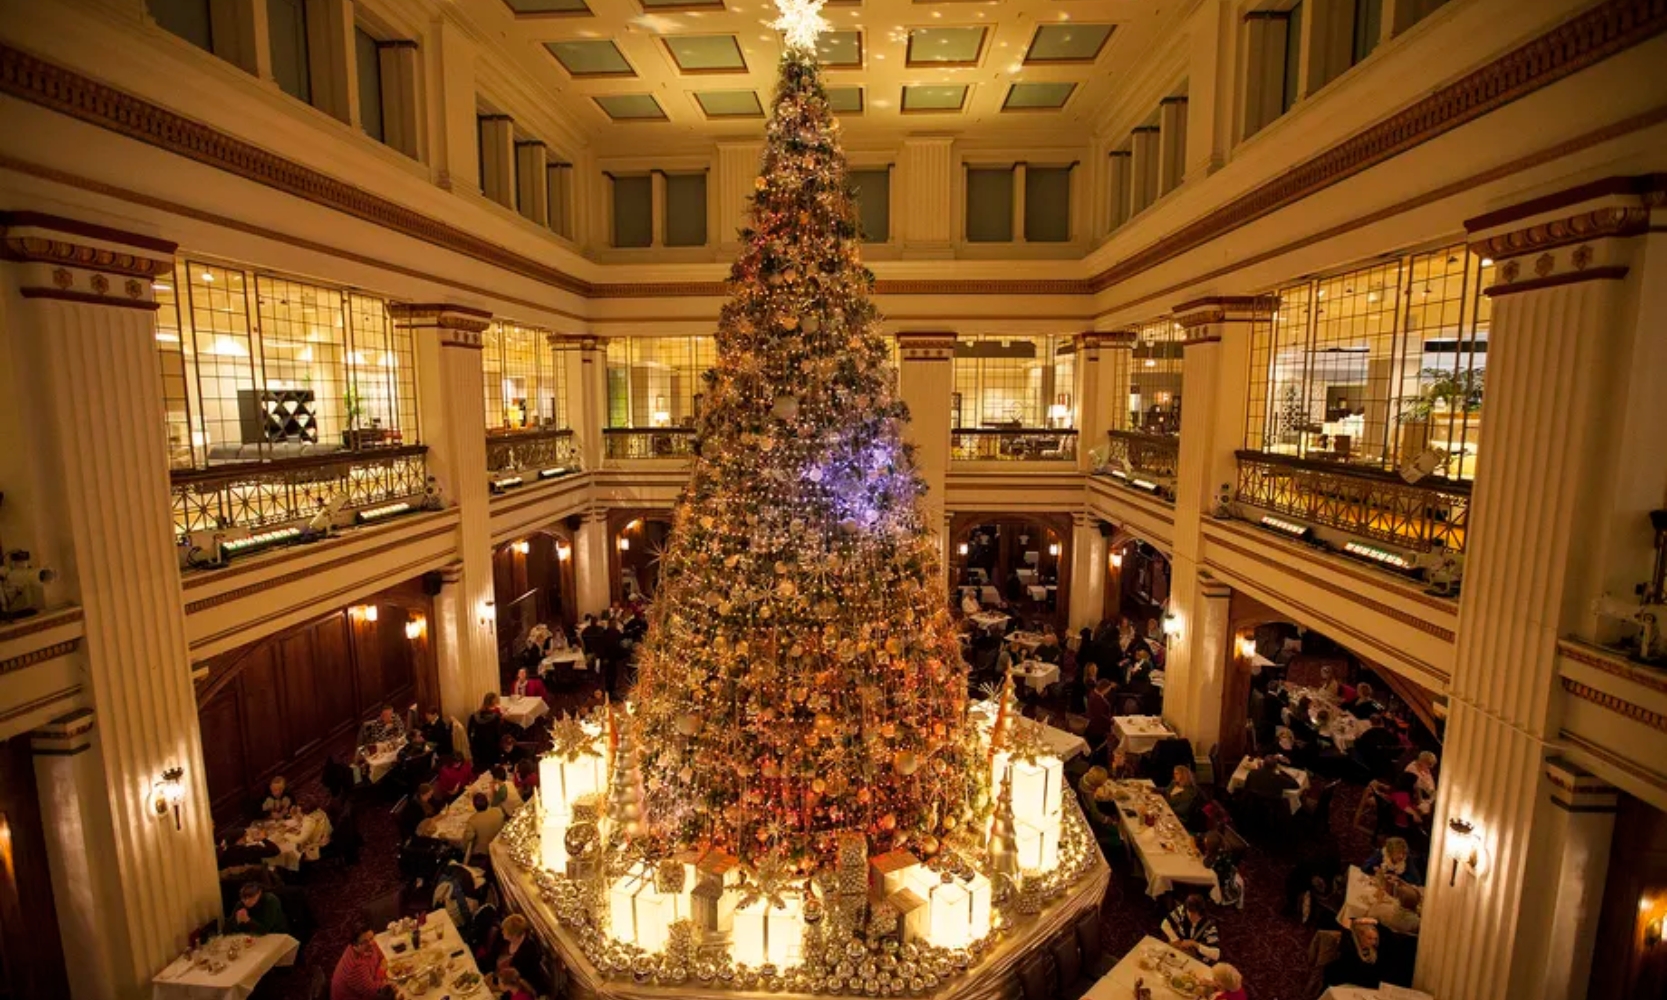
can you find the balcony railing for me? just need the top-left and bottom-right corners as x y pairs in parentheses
(169, 445), (429, 541)
(486, 427), (580, 476)
(1235, 450), (1470, 553)
(950, 428), (1078, 462)
(604, 427), (697, 460)
(1105, 429), (1180, 478)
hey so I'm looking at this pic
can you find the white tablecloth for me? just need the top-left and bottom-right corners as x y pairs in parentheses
(1013, 659), (1060, 692)
(152, 933), (298, 1000)
(363, 740), (404, 784)
(501, 694), (550, 728)
(420, 774), (497, 847)
(243, 810), (332, 871)
(540, 649), (587, 671)
(1338, 865), (1395, 927)
(1083, 935), (1213, 1000)
(375, 909), (492, 999)
(1226, 757), (1310, 814)
(960, 584), (1001, 605)
(1324, 712), (1374, 751)
(1114, 715), (1174, 754)
(1107, 780), (1218, 899)
(968, 701), (1089, 760)
(968, 611), (1010, 630)
(1006, 631), (1048, 654)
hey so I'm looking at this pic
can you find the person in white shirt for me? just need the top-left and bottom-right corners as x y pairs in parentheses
(1161, 894), (1221, 964)
(1405, 751), (1439, 816)
(1364, 884), (1422, 935)
(961, 590), (981, 615)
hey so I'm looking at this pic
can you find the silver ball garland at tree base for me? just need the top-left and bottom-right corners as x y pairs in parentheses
(492, 4), (1105, 993)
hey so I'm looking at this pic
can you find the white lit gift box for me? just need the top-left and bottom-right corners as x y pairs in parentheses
(868, 848), (922, 897)
(539, 740), (606, 817)
(608, 861), (694, 953)
(990, 751), (1065, 821)
(901, 867), (993, 950)
(689, 848), (743, 933)
(1013, 816), (1061, 872)
(731, 890), (805, 969)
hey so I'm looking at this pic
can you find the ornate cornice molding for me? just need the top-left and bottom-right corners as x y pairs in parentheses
(896, 330), (957, 360)
(1544, 756), (1619, 811)
(387, 302), (493, 346)
(0, 637), (80, 676)
(1171, 295), (1281, 330)
(29, 705), (95, 755)
(1561, 676), (1667, 734)
(1468, 205), (1653, 261)
(548, 333), (605, 351)
(2, 211), (174, 307)
(1558, 637), (1667, 695)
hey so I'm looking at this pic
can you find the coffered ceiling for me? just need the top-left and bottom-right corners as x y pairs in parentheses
(461, 0), (1187, 154)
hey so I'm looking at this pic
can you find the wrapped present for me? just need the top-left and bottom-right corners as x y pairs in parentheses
(691, 879), (739, 934)
(570, 793), (603, 825)
(992, 751), (1064, 821)
(539, 744), (607, 818)
(901, 867), (993, 950)
(887, 888), (929, 945)
(696, 848), (742, 885)
(868, 849), (921, 898)
(608, 862), (691, 953)
(1014, 816), (1061, 872)
(732, 890), (805, 969)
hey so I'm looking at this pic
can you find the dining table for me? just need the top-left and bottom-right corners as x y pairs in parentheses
(1114, 715), (1174, 755)
(1082, 935), (1214, 1000)
(1006, 631), (1049, 655)
(500, 693), (550, 729)
(967, 610), (1010, 631)
(361, 739), (404, 784)
(1338, 864), (1399, 928)
(241, 809), (332, 871)
(540, 648), (587, 673)
(967, 700), (1089, 760)
(1225, 757), (1311, 814)
(151, 932), (298, 1000)
(1012, 658), (1060, 692)
(1320, 988), (1434, 1000)
(1106, 779), (1218, 899)
(419, 773), (499, 848)
(375, 909), (493, 1000)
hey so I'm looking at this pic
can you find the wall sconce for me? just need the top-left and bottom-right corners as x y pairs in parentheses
(1643, 897), (1664, 949)
(350, 604), (378, 623)
(1163, 610), (1181, 639)
(556, 542), (572, 561)
(1235, 635), (1257, 659)
(0, 811), (12, 878)
(512, 540), (531, 555)
(957, 542), (969, 556)
(404, 615), (427, 641)
(1447, 817), (1481, 886)
(152, 766), (186, 830)
(1048, 543), (1061, 557)
(1110, 551), (1123, 569)
(618, 537), (630, 552)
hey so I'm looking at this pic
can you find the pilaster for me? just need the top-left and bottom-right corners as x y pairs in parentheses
(895, 332), (956, 533)
(1073, 331), (1134, 471)
(1533, 760), (1620, 1000)
(574, 508), (612, 615)
(898, 137), (955, 259)
(1, 213), (220, 995)
(305, 0), (355, 125)
(430, 15), (480, 193)
(717, 140), (765, 252)
(478, 115), (516, 208)
(378, 41), (422, 159)
(548, 162), (575, 239)
(394, 303), (498, 707)
(1105, 151), (1131, 232)
(1417, 177), (1658, 1000)
(552, 334), (608, 471)
(1128, 127), (1160, 217)
(515, 141), (549, 226)
(1157, 97), (1189, 198)
(426, 562), (477, 720)
(1067, 513), (1107, 633)
(1183, 0), (1231, 183)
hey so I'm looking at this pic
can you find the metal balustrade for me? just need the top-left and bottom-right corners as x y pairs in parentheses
(950, 428), (1078, 462)
(603, 428), (697, 460)
(486, 427), (580, 475)
(1105, 429), (1180, 479)
(1235, 450), (1469, 553)
(169, 445), (428, 541)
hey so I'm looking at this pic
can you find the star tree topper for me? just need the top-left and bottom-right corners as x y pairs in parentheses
(772, 0), (828, 51)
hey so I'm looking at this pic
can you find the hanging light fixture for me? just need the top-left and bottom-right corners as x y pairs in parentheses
(152, 766), (187, 830)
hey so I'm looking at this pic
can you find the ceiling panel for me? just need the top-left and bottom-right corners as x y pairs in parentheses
(901, 84), (968, 112)
(826, 86), (864, 114)
(906, 26), (987, 67)
(501, 0), (591, 14)
(695, 90), (766, 117)
(816, 30), (864, 68)
(1003, 81), (1077, 110)
(1024, 23), (1114, 63)
(545, 40), (636, 76)
(662, 34), (749, 72)
(594, 93), (669, 120)
(639, 0), (725, 8)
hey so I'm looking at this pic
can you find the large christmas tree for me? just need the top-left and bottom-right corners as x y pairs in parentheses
(631, 4), (977, 875)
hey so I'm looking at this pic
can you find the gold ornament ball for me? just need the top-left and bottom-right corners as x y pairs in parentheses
(675, 713), (702, 736)
(893, 751), (920, 776)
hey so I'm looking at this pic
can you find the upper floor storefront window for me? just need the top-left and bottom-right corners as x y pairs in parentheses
(605, 335), (716, 429)
(483, 321), (568, 432)
(952, 336), (1076, 429)
(1131, 320), (1184, 435)
(153, 262), (418, 470)
(1245, 243), (1490, 480)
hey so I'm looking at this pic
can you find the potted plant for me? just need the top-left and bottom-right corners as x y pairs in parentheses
(1397, 367), (1483, 466)
(341, 386), (365, 449)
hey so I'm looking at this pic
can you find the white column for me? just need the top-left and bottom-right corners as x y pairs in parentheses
(1068, 514), (1107, 632)
(2, 216), (220, 996)
(379, 41), (422, 159)
(1417, 183), (1654, 1000)
(1128, 126), (1160, 217)
(515, 141), (549, 226)
(1157, 97), (1188, 198)
(897, 137), (955, 259)
(430, 14), (479, 192)
(1105, 151), (1131, 232)
(478, 115), (516, 207)
(426, 563), (473, 721)
(716, 140), (765, 252)
(895, 332), (957, 536)
(558, 334), (608, 470)
(574, 508), (612, 616)
(1533, 761), (1619, 1000)
(395, 304), (498, 711)
(1163, 297), (1270, 753)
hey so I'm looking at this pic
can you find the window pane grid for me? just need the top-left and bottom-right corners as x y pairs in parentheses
(485, 321), (566, 430)
(1131, 319), (1183, 435)
(182, 261), (257, 463)
(606, 335), (716, 428)
(154, 271), (197, 469)
(254, 274), (349, 449)
(952, 335), (1073, 429)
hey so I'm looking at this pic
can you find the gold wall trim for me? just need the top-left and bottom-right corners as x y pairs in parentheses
(182, 521), (458, 611)
(1560, 730), (1667, 795)
(0, 605), (83, 641)
(1561, 677), (1667, 734)
(1558, 638), (1667, 695)
(0, 638), (80, 676)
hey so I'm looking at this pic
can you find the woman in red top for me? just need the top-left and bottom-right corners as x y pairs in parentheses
(330, 921), (385, 1000)
(1209, 963), (1248, 1000)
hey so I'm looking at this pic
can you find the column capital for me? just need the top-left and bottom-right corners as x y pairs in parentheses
(436, 562), (465, 586)
(1198, 572), (1233, 601)
(1076, 330), (1137, 352)
(388, 302), (493, 348)
(1466, 175), (1663, 298)
(1172, 296), (1278, 344)
(1, 211), (175, 311)
(30, 708), (96, 756)
(895, 330), (957, 361)
(549, 332), (607, 351)
(1544, 757), (1620, 813)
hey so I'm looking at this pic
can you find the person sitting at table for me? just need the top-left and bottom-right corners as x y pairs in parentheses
(1318, 664), (1341, 699)
(1362, 836), (1424, 885)
(489, 914), (544, 994)
(1343, 680), (1381, 718)
(513, 758), (539, 800)
(435, 754), (474, 800)
(489, 764), (525, 817)
(1076, 766), (1120, 842)
(261, 775), (294, 818)
(1245, 755), (1300, 801)
(1274, 725), (1302, 756)
(1167, 765), (1201, 824)
(509, 667), (545, 700)
(361, 704), (405, 746)
(232, 881), (290, 935)
(217, 836), (280, 874)
(497, 732), (530, 769)
(1405, 751), (1439, 816)
(1107, 745), (1140, 781)
(1070, 661), (1098, 714)
(461, 793), (506, 862)
(1368, 772), (1424, 834)
(1198, 831), (1244, 909)
(415, 782), (443, 819)
(330, 919), (387, 1000)
(1365, 882), (1422, 935)
(1326, 919), (1383, 986)
(1035, 630), (1061, 664)
(960, 589), (981, 615)
(469, 694), (504, 769)
(419, 705), (454, 757)
(1160, 894), (1220, 964)
(1209, 963), (1247, 1000)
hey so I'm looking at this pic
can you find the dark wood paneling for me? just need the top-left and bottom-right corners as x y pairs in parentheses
(199, 693), (249, 819)
(280, 630), (323, 761)
(0, 735), (70, 1000)
(1591, 795), (1667, 999)
(239, 647), (287, 785)
(312, 616), (358, 736)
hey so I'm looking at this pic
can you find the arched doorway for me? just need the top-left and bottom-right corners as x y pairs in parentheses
(947, 513), (1072, 633)
(607, 510), (676, 605)
(492, 529), (576, 668)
